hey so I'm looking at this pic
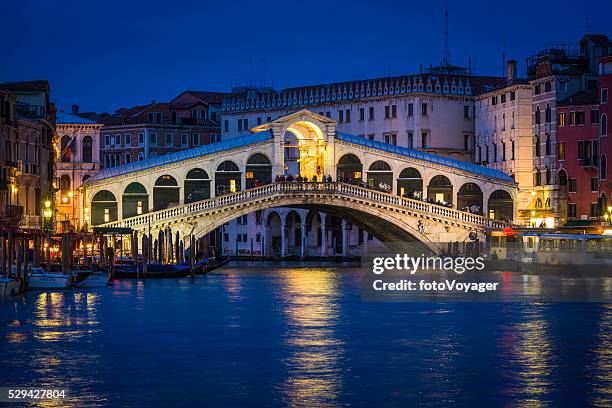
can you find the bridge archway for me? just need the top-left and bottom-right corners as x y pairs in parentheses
(283, 120), (326, 181)
(184, 168), (210, 204)
(457, 183), (483, 214)
(367, 160), (393, 191)
(215, 160), (241, 195)
(488, 190), (513, 221)
(246, 153), (272, 188)
(266, 211), (283, 256)
(153, 175), (179, 210)
(91, 190), (117, 225)
(428, 175), (453, 205)
(397, 167), (423, 198)
(337, 154), (363, 183)
(122, 182), (148, 218)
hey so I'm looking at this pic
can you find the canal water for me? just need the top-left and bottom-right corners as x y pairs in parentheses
(0, 262), (611, 407)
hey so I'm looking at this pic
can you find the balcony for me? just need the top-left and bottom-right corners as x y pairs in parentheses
(2, 205), (23, 223)
(16, 102), (45, 118)
(20, 214), (41, 230)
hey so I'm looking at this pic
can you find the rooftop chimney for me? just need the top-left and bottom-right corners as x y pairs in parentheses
(507, 60), (517, 83)
(71, 104), (79, 114)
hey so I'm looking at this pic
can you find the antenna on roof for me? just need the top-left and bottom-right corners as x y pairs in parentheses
(443, 0), (450, 65)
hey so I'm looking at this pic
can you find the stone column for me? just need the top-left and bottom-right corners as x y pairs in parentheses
(320, 213), (327, 257)
(362, 230), (368, 255)
(300, 219), (307, 259)
(280, 219), (288, 258)
(342, 220), (350, 257)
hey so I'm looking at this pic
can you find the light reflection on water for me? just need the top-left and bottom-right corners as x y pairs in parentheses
(278, 268), (343, 408)
(0, 263), (610, 407)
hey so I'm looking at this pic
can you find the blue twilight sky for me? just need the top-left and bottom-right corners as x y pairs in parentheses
(1, 0), (610, 113)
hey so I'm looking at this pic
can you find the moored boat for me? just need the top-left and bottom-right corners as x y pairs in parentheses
(71, 265), (111, 288)
(27, 267), (72, 289)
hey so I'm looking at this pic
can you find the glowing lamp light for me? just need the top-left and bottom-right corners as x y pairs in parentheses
(61, 196), (68, 203)
(43, 209), (52, 218)
(531, 210), (536, 217)
(68, 191), (74, 197)
(44, 200), (51, 209)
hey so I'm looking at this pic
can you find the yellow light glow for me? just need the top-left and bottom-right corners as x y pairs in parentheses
(84, 207), (89, 213)
(44, 200), (51, 208)
(608, 206), (612, 213)
(229, 179), (236, 193)
(603, 229), (612, 236)
(43, 209), (52, 218)
(61, 196), (68, 203)
(531, 210), (536, 217)
(68, 191), (74, 197)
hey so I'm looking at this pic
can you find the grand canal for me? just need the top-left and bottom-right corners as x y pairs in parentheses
(1, 262), (611, 407)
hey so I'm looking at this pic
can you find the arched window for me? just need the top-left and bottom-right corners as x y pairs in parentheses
(545, 103), (551, 123)
(60, 174), (70, 190)
(125, 153), (131, 164)
(60, 135), (72, 162)
(545, 134), (551, 156)
(557, 169), (568, 186)
(602, 114), (608, 137)
(535, 135), (541, 157)
(138, 152), (145, 161)
(82, 136), (93, 163)
(535, 106), (541, 125)
(601, 155), (607, 180)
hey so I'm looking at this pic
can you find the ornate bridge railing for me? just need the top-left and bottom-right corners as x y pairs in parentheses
(101, 182), (510, 230)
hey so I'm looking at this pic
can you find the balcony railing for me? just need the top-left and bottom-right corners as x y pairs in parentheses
(15, 102), (45, 118)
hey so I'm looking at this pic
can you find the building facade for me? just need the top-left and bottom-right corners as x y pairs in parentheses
(55, 111), (102, 232)
(0, 80), (56, 232)
(475, 61), (536, 224)
(98, 91), (226, 168)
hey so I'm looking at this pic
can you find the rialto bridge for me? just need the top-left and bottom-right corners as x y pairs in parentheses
(82, 110), (517, 255)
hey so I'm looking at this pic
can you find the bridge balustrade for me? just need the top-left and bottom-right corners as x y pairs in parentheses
(103, 182), (510, 230)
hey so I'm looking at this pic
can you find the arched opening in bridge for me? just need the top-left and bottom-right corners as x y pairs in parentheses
(305, 211), (322, 254)
(246, 153), (272, 188)
(488, 190), (513, 221)
(457, 183), (483, 214)
(284, 121), (325, 181)
(91, 190), (117, 225)
(184, 168), (211, 204)
(153, 175), (180, 210)
(337, 154), (363, 183)
(215, 160), (241, 195)
(286, 211), (302, 256)
(367, 160), (393, 191)
(122, 182), (149, 218)
(397, 167), (423, 198)
(328, 216), (344, 254)
(428, 175), (453, 205)
(266, 211), (282, 256)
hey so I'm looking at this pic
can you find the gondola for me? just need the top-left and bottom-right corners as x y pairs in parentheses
(107, 256), (229, 279)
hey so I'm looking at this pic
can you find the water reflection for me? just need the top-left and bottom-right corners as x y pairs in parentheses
(590, 304), (612, 407)
(499, 305), (553, 407)
(279, 269), (343, 408)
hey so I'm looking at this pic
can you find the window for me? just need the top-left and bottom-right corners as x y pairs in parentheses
(346, 109), (351, 123)
(485, 145), (490, 163)
(492, 96), (497, 105)
(421, 132), (429, 148)
(568, 203), (577, 218)
(535, 84), (541, 95)
(477, 145), (482, 163)
(338, 110), (344, 123)
(501, 94), (506, 103)
(559, 112), (567, 126)
(591, 177), (599, 192)
(105, 135), (110, 147)
(368, 107), (374, 120)
(237, 119), (242, 131)
(535, 106), (541, 124)
(569, 178), (576, 192)
(546, 168), (552, 185)
(326, 112), (331, 118)
(545, 134), (551, 156)
(384, 105), (390, 119)
(256, 233), (261, 243)
(359, 107), (365, 121)
(224, 120), (229, 132)
(464, 106), (470, 119)
(569, 111), (575, 125)
(138, 133), (144, 145)
(510, 91), (516, 101)
(383, 133), (397, 145)
(148, 112), (154, 123)
(256, 210), (263, 225)
(545, 81), (551, 92)
(257, 117), (262, 126)
(82, 136), (93, 163)
(391, 105), (397, 118)
(421, 103), (428, 116)
(493, 143), (497, 162)
(578, 141), (585, 159)
(545, 104), (551, 123)
(114, 134), (121, 146)
(125, 153), (131, 164)
(502, 142), (506, 161)
(155, 112), (162, 124)
(601, 155), (607, 180)
(558, 141), (566, 160)
(511, 140), (515, 160)
(464, 134), (470, 151)
(601, 89), (608, 104)
(104, 208), (110, 223)
(535, 170), (541, 186)
(181, 134), (188, 147)
(602, 114), (608, 136)
(125, 134), (131, 146)
(192, 133), (200, 146)
(407, 132), (414, 148)
(165, 133), (173, 147)
(243, 118), (249, 130)
(266, 116), (271, 122)
(591, 110), (600, 124)
(575, 111), (585, 125)
(535, 135), (541, 157)
(367, 134), (375, 140)
(408, 103), (414, 117)
(150, 133), (157, 146)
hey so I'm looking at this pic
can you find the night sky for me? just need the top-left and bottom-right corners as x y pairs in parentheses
(2, 0), (610, 113)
